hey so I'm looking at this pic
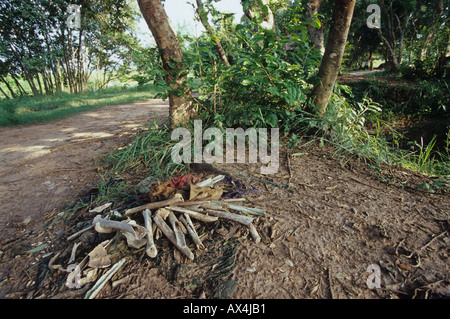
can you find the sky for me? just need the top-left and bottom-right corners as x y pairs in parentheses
(136, 0), (245, 46)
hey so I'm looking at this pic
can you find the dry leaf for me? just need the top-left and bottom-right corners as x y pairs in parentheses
(150, 182), (176, 200)
(398, 263), (412, 271)
(189, 184), (223, 201)
(88, 244), (111, 269)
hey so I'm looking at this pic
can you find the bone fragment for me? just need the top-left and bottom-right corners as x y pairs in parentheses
(68, 242), (81, 264)
(142, 209), (157, 258)
(248, 223), (261, 243)
(203, 209), (254, 226)
(122, 220), (148, 249)
(67, 224), (94, 241)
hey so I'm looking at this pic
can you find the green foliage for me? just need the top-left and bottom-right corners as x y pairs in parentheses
(102, 121), (187, 179)
(0, 0), (140, 96)
(188, 3), (321, 132)
(345, 79), (450, 117)
(129, 46), (165, 87)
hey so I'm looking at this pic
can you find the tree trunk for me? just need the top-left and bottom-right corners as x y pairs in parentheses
(0, 76), (16, 98)
(0, 85), (10, 99)
(137, 0), (194, 128)
(195, 0), (230, 66)
(307, 0), (325, 55)
(11, 74), (26, 96)
(311, 0), (356, 115)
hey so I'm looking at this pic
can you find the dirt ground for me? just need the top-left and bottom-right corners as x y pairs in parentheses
(0, 98), (449, 300)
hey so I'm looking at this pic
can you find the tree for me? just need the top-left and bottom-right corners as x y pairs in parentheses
(375, 0), (417, 69)
(0, 0), (139, 96)
(194, 0), (230, 66)
(311, 0), (356, 115)
(137, 0), (195, 127)
(306, 0), (325, 55)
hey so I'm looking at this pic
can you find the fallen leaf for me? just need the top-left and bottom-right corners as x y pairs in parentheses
(286, 236), (295, 242)
(285, 259), (294, 267)
(189, 184), (223, 201)
(88, 243), (111, 269)
(398, 263), (411, 271)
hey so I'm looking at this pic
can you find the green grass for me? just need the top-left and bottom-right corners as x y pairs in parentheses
(0, 84), (162, 127)
(101, 121), (188, 179)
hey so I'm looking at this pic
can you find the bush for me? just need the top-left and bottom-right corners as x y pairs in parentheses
(189, 8), (321, 133)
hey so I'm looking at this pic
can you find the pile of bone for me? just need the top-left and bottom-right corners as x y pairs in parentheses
(54, 175), (265, 298)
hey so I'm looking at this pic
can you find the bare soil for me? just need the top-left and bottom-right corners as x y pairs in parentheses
(0, 99), (449, 299)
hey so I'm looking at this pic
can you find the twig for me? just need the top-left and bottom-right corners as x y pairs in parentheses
(51, 285), (90, 299)
(286, 152), (293, 185)
(419, 229), (448, 252)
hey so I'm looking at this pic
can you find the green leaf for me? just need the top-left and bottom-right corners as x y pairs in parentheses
(266, 113), (278, 127)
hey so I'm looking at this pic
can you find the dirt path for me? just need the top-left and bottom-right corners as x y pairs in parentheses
(0, 99), (168, 244)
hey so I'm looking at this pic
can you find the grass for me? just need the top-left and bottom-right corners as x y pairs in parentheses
(0, 84), (162, 127)
(101, 121), (188, 180)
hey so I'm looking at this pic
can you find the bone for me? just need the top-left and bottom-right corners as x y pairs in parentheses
(166, 206), (218, 222)
(124, 193), (184, 216)
(68, 242), (81, 264)
(168, 211), (187, 248)
(142, 209), (157, 258)
(203, 209), (254, 226)
(67, 224), (94, 241)
(84, 258), (127, 299)
(93, 215), (136, 237)
(179, 214), (205, 249)
(153, 210), (194, 260)
(122, 220), (148, 249)
(248, 223), (261, 243)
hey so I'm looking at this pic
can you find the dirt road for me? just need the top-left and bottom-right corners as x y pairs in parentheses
(0, 99), (169, 244)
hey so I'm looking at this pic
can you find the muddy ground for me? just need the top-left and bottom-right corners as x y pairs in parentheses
(0, 99), (449, 300)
